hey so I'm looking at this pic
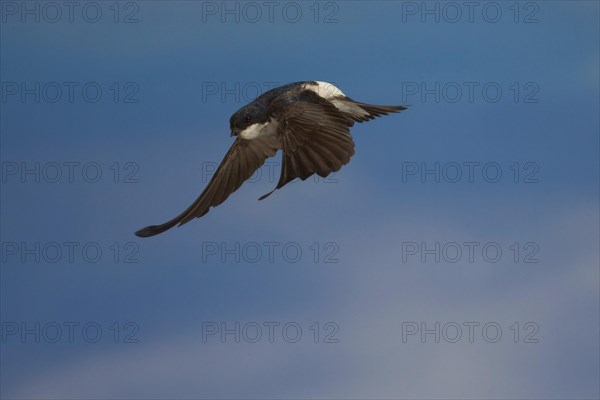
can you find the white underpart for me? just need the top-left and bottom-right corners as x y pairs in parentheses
(304, 81), (369, 117)
(239, 119), (278, 140)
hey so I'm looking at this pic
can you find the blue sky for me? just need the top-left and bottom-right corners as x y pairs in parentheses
(1, 1), (599, 398)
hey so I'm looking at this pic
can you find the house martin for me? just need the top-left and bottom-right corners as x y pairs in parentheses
(135, 81), (406, 237)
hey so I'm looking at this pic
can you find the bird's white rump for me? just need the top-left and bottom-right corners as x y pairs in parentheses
(304, 81), (369, 118)
(304, 81), (346, 100)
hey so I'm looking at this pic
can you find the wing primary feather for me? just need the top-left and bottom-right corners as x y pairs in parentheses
(135, 137), (280, 237)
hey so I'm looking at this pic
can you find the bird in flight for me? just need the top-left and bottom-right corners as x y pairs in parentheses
(135, 81), (406, 237)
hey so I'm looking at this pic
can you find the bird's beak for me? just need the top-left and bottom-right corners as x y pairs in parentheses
(231, 128), (239, 137)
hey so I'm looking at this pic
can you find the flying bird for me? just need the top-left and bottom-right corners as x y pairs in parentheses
(135, 81), (406, 237)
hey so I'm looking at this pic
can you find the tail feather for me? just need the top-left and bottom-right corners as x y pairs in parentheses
(355, 103), (407, 120)
(332, 98), (407, 123)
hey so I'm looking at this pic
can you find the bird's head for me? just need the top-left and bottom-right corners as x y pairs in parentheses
(229, 104), (267, 137)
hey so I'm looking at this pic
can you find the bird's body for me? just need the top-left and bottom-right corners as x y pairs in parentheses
(135, 81), (406, 237)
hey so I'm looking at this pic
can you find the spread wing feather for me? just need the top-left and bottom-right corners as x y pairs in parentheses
(259, 95), (355, 200)
(135, 135), (280, 237)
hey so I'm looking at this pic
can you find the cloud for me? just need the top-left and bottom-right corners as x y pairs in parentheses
(8, 199), (598, 399)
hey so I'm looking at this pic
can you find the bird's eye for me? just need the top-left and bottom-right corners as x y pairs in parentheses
(245, 115), (251, 123)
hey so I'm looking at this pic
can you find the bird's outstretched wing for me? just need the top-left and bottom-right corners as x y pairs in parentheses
(258, 93), (356, 200)
(135, 135), (280, 237)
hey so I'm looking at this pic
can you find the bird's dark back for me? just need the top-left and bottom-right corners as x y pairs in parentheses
(253, 81), (311, 106)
